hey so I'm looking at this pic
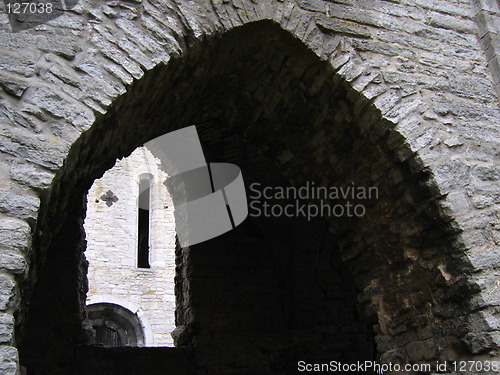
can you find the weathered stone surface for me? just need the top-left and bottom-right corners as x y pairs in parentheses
(10, 163), (54, 191)
(171, 325), (191, 347)
(449, 75), (497, 103)
(0, 249), (26, 275)
(439, 191), (472, 217)
(25, 86), (95, 132)
(432, 159), (471, 193)
(428, 11), (478, 33)
(0, 128), (67, 170)
(0, 0), (498, 373)
(0, 72), (29, 98)
(431, 94), (498, 121)
(0, 49), (37, 78)
(0, 314), (14, 344)
(1, 31), (81, 60)
(472, 165), (500, 181)
(464, 330), (500, 354)
(0, 191), (39, 222)
(0, 346), (18, 375)
(414, 0), (473, 17)
(316, 17), (371, 37)
(296, 0), (326, 12)
(473, 0), (500, 95)
(0, 218), (31, 253)
(443, 135), (463, 148)
(89, 32), (144, 80)
(0, 274), (16, 311)
(467, 247), (500, 271)
(466, 184), (500, 209)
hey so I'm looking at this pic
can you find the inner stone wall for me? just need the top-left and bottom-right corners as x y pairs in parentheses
(85, 147), (176, 347)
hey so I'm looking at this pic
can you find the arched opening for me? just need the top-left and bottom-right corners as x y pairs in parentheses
(83, 147), (176, 348)
(87, 303), (145, 347)
(17, 20), (469, 374)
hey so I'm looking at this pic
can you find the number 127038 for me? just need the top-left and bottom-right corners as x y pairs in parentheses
(6, 2), (53, 14)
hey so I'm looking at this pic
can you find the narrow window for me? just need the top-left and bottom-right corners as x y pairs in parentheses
(138, 176), (151, 268)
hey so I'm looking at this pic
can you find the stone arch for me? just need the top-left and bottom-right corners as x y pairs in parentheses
(0, 1), (498, 374)
(86, 295), (154, 346)
(86, 302), (146, 347)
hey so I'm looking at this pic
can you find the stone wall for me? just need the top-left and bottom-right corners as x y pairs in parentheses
(85, 147), (176, 347)
(0, 0), (498, 374)
(472, 0), (500, 97)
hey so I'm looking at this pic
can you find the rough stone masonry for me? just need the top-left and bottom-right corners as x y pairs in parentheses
(0, 0), (499, 374)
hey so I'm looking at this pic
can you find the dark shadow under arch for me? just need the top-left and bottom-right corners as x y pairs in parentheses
(18, 20), (471, 375)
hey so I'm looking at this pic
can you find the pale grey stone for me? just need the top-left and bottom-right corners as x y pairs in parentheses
(115, 18), (165, 54)
(0, 218), (30, 253)
(0, 250), (26, 275)
(0, 274), (16, 310)
(433, 159), (471, 193)
(472, 165), (500, 181)
(439, 192), (472, 216)
(414, 0), (473, 17)
(443, 136), (463, 148)
(118, 37), (156, 70)
(0, 52), (36, 78)
(0, 314), (14, 343)
(0, 128), (66, 170)
(296, 0), (326, 12)
(0, 191), (39, 222)
(364, 0), (426, 20)
(317, 17), (371, 37)
(90, 33), (144, 79)
(25, 86), (95, 132)
(428, 11), (478, 33)
(0, 346), (18, 375)
(467, 247), (500, 271)
(337, 60), (365, 81)
(373, 90), (401, 115)
(385, 96), (423, 123)
(377, 30), (441, 53)
(11, 163), (54, 191)
(0, 103), (42, 132)
(467, 185), (500, 209)
(351, 39), (400, 56)
(464, 330), (500, 354)
(36, 35), (82, 60)
(0, 73), (28, 98)
(450, 76), (497, 103)
(45, 13), (85, 30)
(329, 53), (350, 70)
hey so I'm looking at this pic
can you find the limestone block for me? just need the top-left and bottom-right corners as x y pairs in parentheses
(0, 346), (18, 375)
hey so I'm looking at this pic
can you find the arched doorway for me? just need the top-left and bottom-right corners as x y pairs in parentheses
(87, 303), (146, 347)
